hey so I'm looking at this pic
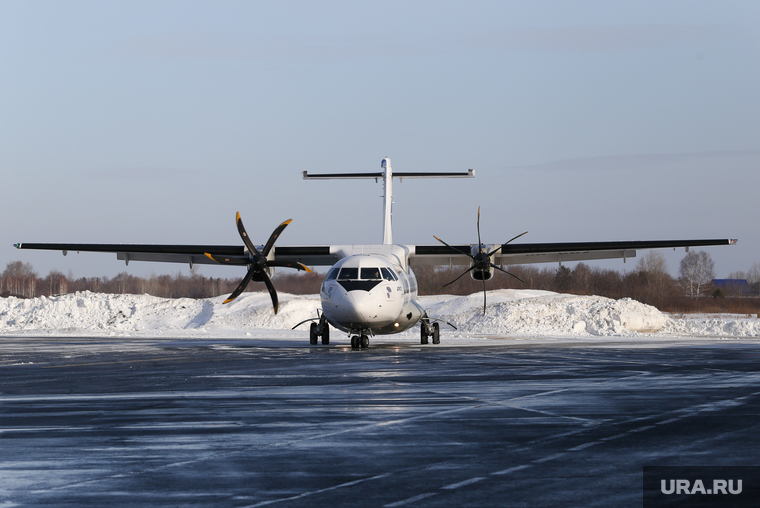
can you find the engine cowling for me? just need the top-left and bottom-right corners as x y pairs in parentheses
(469, 244), (496, 281)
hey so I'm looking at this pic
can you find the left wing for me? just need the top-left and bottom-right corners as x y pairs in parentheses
(410, 238), (737, 266)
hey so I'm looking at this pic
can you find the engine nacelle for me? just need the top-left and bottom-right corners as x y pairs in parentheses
(469, 244), (496, 281)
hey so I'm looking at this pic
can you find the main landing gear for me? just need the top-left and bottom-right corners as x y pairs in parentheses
(309, 315), (330, 345)
(350, 334), (370, 349)
(420, 314), (440, 345)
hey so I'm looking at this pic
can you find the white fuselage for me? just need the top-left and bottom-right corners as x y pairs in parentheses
(319, 254), (425, 335)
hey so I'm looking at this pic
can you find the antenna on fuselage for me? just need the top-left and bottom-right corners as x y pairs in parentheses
(303, 158), (475, 245)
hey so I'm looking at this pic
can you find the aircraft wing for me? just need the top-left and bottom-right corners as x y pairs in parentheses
(409, 238), (737, 267)
(13, 243), (339, 267)
(14, 238), (737, 269)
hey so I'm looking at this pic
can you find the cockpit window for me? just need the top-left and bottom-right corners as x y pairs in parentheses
(360, 267), (382, 280)
(337, 267), (359, 280)
(326, 267), (340, 281)
(381, 267), (397, 281)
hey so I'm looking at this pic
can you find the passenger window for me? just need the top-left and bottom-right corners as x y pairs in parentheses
(326, 267), (340, 281)
(381, 267), (397, 281)
(338, 267), (358, 280)
(361, 267), (382, 280)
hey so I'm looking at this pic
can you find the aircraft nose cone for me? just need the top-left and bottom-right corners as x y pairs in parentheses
(325, 289), (397, 329)
(349, 292), (396, 326)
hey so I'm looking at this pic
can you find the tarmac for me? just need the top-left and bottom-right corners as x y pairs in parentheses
(2, 335), (760, 507)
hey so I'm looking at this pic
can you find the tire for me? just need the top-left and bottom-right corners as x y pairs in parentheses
(361, 335), (369, 349)
(432, 322), (440, 345)
(309, 323), (318, 345)
(351, 336), (360, 349)
(420, 324), (429, 345)
(321, 324), (330, 345)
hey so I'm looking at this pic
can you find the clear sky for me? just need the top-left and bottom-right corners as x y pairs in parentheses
(2, 0), (758, 281)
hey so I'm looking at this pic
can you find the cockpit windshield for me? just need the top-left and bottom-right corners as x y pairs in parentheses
(337, 267), (386, 280)
(337, 267), (359, 280)
(360, 267), (382, 280)
(381, 267), (397, 281)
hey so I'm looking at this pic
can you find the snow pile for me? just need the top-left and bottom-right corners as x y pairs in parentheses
(0, 291), (321, 336)
(419, 290), (668, 336)
(661, 314), (760, 338)
(0, 290), (758, 339)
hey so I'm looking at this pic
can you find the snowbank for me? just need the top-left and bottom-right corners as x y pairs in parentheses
(420, 290), (668, 336)
(0, 290), (758, 339)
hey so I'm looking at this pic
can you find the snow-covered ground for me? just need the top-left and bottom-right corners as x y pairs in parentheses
(1, 289), (758, 341)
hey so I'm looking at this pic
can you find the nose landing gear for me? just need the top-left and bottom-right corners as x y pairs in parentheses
(350, 334), (370, 349)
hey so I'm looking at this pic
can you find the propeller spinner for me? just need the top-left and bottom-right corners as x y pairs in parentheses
(205, 212), (312, 314)
(434, 207), (527, 315)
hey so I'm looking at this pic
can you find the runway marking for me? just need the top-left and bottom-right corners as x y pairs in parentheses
(600, 432), (628, 442)
(491, 464), (532, 476)
(628, 425), (655, 433)
(567, 441), (600, 451)
(441, 477), (486, 490)
(384, 492), (438, 507)
(533, 452), (566, 463)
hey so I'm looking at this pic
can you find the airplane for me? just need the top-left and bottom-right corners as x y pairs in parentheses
(15, 157), (736, 349)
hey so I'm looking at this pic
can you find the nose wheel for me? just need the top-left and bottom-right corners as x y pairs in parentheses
(351, 335), (370, 349)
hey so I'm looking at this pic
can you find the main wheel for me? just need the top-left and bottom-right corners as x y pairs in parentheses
(432, 322), (440, 344)
(309, 322), (318, 345)
(361, 335), (369, 349)
(420, 324), (429, 345)
(351, 336), (360, 349)
(321, 324), (330, 345)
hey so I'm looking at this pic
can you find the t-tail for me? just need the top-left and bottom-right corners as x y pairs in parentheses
(303, 157), (474, 244)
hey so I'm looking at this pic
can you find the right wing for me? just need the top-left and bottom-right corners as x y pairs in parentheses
(13, 243), (340, 268)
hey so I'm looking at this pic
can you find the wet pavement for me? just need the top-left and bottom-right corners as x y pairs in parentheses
(1, 336), (760, 507)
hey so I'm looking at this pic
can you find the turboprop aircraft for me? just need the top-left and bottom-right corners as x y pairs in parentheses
(15, 157), (736, 349)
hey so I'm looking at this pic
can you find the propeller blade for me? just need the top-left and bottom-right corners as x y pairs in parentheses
(261, 219), (292, 257)
(482, 276), (487, 315)
(260, 270), (279, 314)
(491, 263), (528, 285)
(487, 231), (529, 257)
(437, 266), (476, 290)
(224, 266), (256, 304)
(236, 212), (261, 258)
(476, 206), (482, 254)
(433, 235), (474, 259)
(204, 253), (247, 265)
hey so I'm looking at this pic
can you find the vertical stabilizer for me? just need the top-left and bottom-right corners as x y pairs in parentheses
(381, 158), (393, 245)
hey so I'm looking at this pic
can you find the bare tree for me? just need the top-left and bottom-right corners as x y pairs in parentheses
(747, 262), (760, 286)
(679, 251), (715, 298)
(3, 261), (38, 298)
(637, 250), (672, 301)
(45, 270), (68, 296)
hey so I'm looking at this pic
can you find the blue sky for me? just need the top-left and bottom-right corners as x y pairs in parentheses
(2, 1), (758, 280)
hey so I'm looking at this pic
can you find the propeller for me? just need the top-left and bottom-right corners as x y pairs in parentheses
(205, 212), (312, 313)
(434, 207), (528, 315)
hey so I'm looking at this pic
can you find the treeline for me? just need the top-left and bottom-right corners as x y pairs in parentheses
(0, 261), (324, 300)
(3, 253), (760, 314)
(414, 263), (760, 314)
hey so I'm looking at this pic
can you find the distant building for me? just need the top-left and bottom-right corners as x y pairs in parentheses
(712, 279), (750, 296)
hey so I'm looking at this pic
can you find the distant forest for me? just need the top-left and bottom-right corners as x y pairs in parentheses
(3, 251), (760, 315)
